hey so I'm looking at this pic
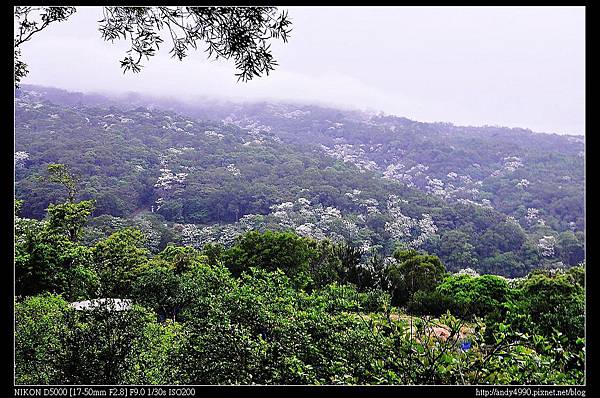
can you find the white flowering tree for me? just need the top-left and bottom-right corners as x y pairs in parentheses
(538, 236), (557, 258)
(384, 195), (439, 249)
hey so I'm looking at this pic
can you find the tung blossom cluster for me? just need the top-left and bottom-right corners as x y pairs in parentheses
(456, 198), (493, 209)
(223, 115), (280, 147)
(14, 151), (29, 167)
(154, 168), (188, 190)
(205, 130), (224, 140)
(538, 235), (557, 257)
(384, 195), (438, 248)
(491, 156), (524, 177)
(174, 197), (376, 250)
(383, 162), (488, 207)
(271, 197), (369, 244)
(455, 268), (480, 277)
(321, 144), (379, 172)
(226, 164), (241, 177)
(153, 151), (191, 210)
(344, 189), (380, 215)
(526, 208), (545, 226)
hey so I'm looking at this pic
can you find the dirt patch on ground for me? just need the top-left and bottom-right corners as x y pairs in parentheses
(381, 313), (473, 341)
(356, 312), (474, 342)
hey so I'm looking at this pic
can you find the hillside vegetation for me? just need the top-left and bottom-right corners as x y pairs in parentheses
(16, 85), (584, 277)
(14, 86), (585, 385)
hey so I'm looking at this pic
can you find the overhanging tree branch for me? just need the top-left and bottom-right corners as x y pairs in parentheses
(15, 6), (292, 87)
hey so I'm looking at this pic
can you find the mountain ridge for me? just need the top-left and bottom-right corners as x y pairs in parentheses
(15, 85), (585, 277)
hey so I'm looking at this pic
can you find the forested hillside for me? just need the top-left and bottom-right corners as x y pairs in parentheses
(14, 85), (586, 385)
(15, 85), (584, 277)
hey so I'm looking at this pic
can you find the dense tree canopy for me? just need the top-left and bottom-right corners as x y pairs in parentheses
(386, 248), (446, 305)
(15, 86), (584, 277)
(14, 82), (585, 385)
(14, 197), (585, 384)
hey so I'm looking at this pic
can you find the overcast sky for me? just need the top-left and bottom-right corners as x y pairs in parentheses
(19, 6), (585, 135)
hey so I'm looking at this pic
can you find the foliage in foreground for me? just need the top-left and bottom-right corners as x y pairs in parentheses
(14, 199), (585, 385)
(16, 282), (584, 385)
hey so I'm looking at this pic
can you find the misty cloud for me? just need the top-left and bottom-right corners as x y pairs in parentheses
(18, 6), (585, 135)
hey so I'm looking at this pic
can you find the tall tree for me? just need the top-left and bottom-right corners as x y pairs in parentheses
(386, 249), (446, 305)
(45, 164), (78, 204)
